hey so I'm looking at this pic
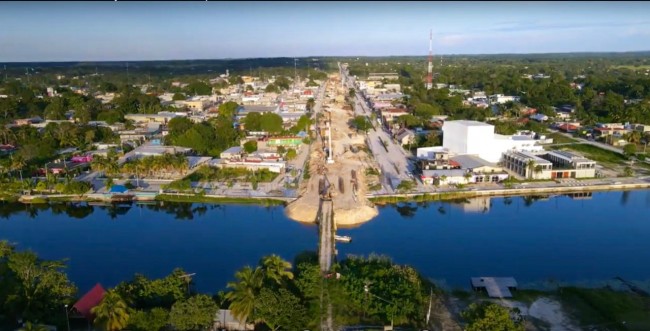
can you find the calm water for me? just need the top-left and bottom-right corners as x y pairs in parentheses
(1, 190), (650, 293)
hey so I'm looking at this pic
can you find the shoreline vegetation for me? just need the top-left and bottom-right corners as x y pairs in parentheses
(4, 182), (650, 207)
(1, 240), (649, 330)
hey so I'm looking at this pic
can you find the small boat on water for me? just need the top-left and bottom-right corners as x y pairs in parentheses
(335, 235), (352, 243)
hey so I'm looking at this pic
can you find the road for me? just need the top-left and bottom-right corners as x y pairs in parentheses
(551, 130), (625, 154)
(340, 64), (417, 192)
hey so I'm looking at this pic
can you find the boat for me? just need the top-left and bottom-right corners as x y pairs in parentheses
(335, 235), (352, 243)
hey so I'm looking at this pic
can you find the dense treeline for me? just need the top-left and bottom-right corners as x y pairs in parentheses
(346, 53), (650, 126)
(0, 240), (438, 331)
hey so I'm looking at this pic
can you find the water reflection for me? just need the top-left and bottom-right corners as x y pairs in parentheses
(621, 190), (631, 206)
(0, 201), (225, 221)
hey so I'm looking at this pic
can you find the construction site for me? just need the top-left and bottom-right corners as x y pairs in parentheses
(285, 73), (379, 227)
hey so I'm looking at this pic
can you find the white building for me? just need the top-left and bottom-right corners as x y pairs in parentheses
(489, 94), (520, 104)
(442, 120), (544, 163)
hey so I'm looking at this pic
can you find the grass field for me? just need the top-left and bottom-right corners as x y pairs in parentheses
(561, 144), (627, 164)
(155, 193), (286, 206)
(548, 132), (578, 144)
(558, 287), (650, 331)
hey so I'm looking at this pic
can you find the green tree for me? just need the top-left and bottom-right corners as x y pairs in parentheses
(44, 97), (67, 120)
(243, 140), (257, 154)
(623, 143), (636, 157)
(285, 148), (297, 161)
(184, 82), (212, 96)
(172, 93), (186, 101)
(353, 115), (372, 133)
(414, 103), (441, 119)
(259, 254), (294, 286)
(218, 101), (240, 118)
(306, 98), (315, 112)
(73, 107), (92, 124)
(397, 114), (421, 128)
(127, 308), (169, 331)
(169, 294), (218, 331)
(295, 114), (312, 133)
(243, 112), (262, 132)
(260, 112), (283, 134)
(91, 290), (131, 331)
(349, 88), (356, 98)
(7, 251), (77, 322)
(255, 288), (307, 331)
(265, 83), (279, 93)
(397, 180), (414, 193)
(462, 302), (524, 331)
(225, 266), (263, 325)
(167, 117), (194, 136)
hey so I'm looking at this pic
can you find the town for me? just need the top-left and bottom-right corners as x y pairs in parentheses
(1, 57), (649, 212)
(2, 1), (650, 331)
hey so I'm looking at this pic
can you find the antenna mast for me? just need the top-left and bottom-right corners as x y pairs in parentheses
(427, 30), (433, 90)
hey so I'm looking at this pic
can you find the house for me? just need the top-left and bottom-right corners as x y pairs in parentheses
(266, 136), (302, 148)
(215, 309), (254, 330)
(420, 169), (472, 186)
(70, 283), (106, 322)
(381, 108), (409, 123)
(236, 105), (278, 120)
(530, 114), (549, 122)
(395, 128), (415, 146)
(221, 146), (244, 160)
(0, 144), (17, 155)
(489, 94), (520, 104)
(125, 112), (180, 124)
(208, 158), (285, 173)
(635, 124), (650, 133)
(557, 123), (579, 133)
(119, 141), (192, 165)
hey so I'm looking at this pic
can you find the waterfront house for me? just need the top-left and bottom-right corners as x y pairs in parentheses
(70, 283), (106, 322)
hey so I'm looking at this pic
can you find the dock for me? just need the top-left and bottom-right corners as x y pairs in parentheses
(471, 277), (518, 298)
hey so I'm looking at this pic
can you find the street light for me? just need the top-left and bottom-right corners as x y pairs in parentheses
(364, 284), (396, 330)
(64, 304), (71, 331)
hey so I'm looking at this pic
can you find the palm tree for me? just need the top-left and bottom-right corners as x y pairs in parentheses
(463, 172), (472, 184)
(526, 160), (536, 179)
(260, 254), (294, 285)
(91, 290), (130, 331)
(625, 131), (642, 144)
(225, 266), (263, 325)
(0, 126), (15, 145)
(10, 155), (26, 181)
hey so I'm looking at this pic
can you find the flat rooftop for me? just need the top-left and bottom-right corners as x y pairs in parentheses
(471, 277), (518, 298)
(445, 120), (493, 127)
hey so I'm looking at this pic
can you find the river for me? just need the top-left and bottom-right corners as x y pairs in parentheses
(1, 190), (649, 294)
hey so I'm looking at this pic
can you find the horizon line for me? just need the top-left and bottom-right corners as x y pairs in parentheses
(2, 50), (650, 65)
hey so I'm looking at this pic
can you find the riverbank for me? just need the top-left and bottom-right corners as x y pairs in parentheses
(368, 181), (650, 205)
(7, 179), (650, 208)
(11, 192), (288, 206)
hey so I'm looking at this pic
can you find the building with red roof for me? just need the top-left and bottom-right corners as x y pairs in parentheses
(71, 283), (106, 321)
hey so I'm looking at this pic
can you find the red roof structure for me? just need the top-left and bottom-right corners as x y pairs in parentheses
(72, 283), (106, 320)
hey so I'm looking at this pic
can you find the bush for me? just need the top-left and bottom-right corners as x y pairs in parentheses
(243, 140), (258, 153)
(286, 148), (297, 161)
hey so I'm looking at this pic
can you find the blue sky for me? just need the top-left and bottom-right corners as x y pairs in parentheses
(1, 1), (650, 62)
